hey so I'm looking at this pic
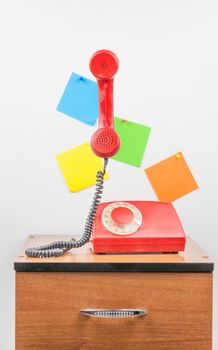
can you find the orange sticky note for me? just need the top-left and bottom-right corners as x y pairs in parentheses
(145, 152), (198, 202)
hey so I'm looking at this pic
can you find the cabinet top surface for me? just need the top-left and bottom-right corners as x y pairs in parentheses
(14, 235), (213, 272)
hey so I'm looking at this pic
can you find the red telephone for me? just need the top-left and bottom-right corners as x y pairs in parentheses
(25, 50), (186, 258)
(91, 201), (186, 253)
(90, 50), (186, 254)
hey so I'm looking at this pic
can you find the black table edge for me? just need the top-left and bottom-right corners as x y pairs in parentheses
(14, 262), (214, 273)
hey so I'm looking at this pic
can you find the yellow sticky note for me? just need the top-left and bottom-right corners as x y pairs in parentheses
(56, 143), (109, 192)
(145, 152), (198, 202)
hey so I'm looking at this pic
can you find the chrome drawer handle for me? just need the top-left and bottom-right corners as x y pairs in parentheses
(80, 309), (148, 318)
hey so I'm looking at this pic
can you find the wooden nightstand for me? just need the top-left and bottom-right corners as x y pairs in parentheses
(14, 235), (214, 350)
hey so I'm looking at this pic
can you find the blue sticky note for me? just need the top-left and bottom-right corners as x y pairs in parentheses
(57, 73), (98, 125)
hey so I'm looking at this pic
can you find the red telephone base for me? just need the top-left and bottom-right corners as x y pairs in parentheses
(91, 201), (186, 254)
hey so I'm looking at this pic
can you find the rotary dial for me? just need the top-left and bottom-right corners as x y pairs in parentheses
(102, 202), (142, 235)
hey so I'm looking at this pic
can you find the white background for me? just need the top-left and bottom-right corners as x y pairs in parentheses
(0, 0), (217, 348)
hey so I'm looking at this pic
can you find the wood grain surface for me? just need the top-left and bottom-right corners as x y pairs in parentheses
(15, 235), (212, 265)
(16, 272), (212, 350)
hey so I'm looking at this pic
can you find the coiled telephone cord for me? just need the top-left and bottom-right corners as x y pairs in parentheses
(25, 158), (109, 258)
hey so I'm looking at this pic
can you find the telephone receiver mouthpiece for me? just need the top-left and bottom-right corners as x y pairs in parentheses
(89, 50), (120, 158)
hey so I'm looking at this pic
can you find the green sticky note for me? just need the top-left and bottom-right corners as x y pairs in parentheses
(112, 117), (151, 167)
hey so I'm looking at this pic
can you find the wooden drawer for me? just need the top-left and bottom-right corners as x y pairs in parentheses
(16, 272), (212, 350)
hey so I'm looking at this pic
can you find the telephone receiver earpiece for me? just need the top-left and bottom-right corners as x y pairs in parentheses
(89, 50), (120, 158)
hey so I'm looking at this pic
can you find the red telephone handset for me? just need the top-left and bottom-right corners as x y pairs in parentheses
(89, 50), (120, 158)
